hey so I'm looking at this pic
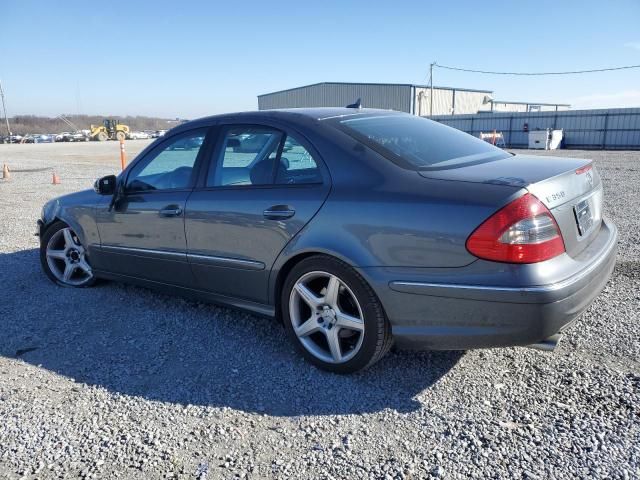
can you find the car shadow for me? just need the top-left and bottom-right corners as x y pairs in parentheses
(0, 249), (462, 416)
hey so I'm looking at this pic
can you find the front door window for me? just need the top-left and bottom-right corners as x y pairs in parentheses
(126, 130), (207, 191)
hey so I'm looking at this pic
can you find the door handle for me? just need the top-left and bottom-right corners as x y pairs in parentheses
(263, 205), (295, 220)
(159, 205), (183, 217)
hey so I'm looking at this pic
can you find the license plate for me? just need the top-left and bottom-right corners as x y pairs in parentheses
(574, 199), (593, 236)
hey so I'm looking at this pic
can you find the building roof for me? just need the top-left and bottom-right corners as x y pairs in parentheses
(258, 82), (493, 97)
(490, 99), (571, 107)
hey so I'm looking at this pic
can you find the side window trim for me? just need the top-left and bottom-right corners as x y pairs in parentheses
(122, 127), (211, 193)
(270, 133), (287, 184)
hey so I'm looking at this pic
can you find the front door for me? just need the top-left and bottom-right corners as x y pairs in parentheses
(94, 128), (209, 286)
(185, 125), (330, 304)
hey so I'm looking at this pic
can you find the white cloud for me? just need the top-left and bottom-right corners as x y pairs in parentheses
(624, 42), (640, 50)
(570, 90), (640, 109)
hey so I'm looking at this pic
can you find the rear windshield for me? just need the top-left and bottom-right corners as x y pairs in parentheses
(335, 114), (510, 170)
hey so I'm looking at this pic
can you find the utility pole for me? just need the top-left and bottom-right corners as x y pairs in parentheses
(0, 80), (11, 138)
(429, 62), (436, 117)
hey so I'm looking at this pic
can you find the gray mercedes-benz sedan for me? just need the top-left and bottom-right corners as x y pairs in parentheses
(38, 108), (617, 373)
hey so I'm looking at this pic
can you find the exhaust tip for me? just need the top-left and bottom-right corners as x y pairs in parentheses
(527, 333), (562, 352)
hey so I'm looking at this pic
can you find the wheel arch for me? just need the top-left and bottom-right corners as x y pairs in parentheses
(269, 247), (366, 323)
(41, 213), (85, 242)
(40, 205), (99, 252)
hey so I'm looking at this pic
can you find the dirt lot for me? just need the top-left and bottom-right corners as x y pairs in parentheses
(0, 142), (638, 479)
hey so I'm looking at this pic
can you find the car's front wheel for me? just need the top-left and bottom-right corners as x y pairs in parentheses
(40, 221), (95, 288)
(282, 255), (392, 373)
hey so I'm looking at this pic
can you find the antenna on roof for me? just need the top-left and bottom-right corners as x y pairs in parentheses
(346, 98), (362, 109)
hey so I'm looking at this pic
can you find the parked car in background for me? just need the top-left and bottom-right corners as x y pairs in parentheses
(129, 131), (151, 140)
(56, 132), (88, 142)
(55, 132), (71, 142)
(37, 134), (55, 143)
(37, 108), (617, 373)
(152, 130), (167, 138)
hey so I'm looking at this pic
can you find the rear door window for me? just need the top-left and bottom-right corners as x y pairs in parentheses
(208, 127), (283, 186)
(276, 136), (322, 185)
(207, 126), (323, 187)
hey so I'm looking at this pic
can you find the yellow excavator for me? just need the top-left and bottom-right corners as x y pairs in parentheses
(90, 119), (130, 141)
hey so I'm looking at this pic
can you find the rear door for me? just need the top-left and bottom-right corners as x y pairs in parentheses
(94, 128), (209, 285)
(185, 123), (330, 304)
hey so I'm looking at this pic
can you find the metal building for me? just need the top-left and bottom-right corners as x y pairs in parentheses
(258, 82), (494, 116)
(479, 100), (570, 113)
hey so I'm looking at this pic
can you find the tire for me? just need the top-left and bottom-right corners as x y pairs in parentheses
(40, 221), (96, 288)
(281, 255), (392, 373)
(97, 132), (108, 142)
(116, 131), (126, 142)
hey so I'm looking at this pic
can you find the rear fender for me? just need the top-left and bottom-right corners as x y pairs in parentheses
(268, 242), (362, 309)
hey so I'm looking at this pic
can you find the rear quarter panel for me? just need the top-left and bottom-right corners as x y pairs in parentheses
(284, 174), (523, 268)
(269, 122), (524, 271)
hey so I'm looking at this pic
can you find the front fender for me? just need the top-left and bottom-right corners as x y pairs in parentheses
(39, 190), (102, 249)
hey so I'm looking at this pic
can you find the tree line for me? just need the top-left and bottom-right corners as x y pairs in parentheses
(4, 115), (181, 135)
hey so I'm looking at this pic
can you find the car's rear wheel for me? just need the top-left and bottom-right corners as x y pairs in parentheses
(282, 255), (392, 373)
(40, 221), (95, 288)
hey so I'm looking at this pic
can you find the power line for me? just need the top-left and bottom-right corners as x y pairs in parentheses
(434, 63), (640, 76)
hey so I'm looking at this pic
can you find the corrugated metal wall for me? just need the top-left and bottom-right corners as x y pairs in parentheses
(454, 90), (490, 115)
(258, 83), (413, 113)
(413, 88), (488, 115)
(477, 103), (570, 113)
(430, 108), (640, 149)
(540, 105), (570, 112)
(414, 88), (453, 116)
(482, 103), (529, 113)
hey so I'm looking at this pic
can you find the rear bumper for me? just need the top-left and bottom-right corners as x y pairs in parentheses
(359, 218), (618, 350)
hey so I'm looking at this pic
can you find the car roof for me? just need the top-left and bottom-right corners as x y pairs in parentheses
(265, 107), (404, 120)
(175, 108), (405, 131)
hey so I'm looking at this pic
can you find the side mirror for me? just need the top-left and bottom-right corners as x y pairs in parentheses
(94, 175), (117, 195)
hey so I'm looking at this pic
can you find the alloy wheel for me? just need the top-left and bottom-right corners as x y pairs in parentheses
(45, 227), (93, 286)
(289, 271), (365, 364)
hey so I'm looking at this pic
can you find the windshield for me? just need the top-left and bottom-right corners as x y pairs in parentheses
(335, 114), (510, 170)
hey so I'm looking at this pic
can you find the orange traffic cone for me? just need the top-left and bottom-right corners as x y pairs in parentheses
(52, 172), (61, 185)
(2, 164), (9, 180)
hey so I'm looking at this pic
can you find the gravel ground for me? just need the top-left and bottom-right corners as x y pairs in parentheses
(0, 143), (638, 479)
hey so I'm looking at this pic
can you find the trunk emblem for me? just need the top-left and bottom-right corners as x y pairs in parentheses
(585, 171), (594, 187)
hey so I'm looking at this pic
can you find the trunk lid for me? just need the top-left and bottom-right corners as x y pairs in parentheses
(419, 154), (603, 258)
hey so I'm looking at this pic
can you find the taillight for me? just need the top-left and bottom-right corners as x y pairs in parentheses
(466, 193), (565, 263)
(575, 164), (592, 175)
